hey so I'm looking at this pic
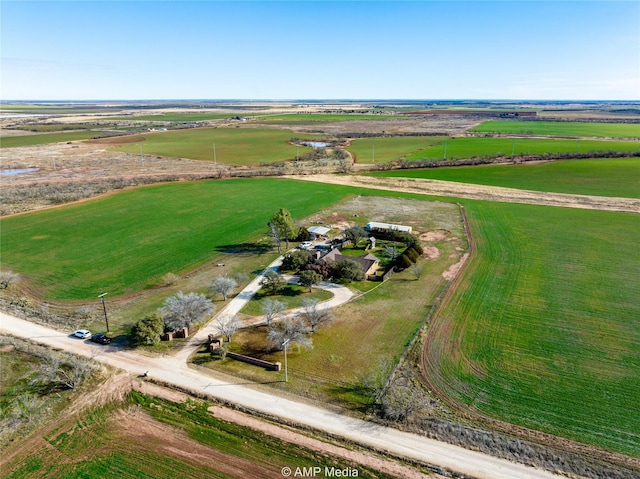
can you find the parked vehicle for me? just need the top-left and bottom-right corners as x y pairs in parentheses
(298, 241), (314, 250)
(73, 329), (91, 339)
(90, 333), (111, 345)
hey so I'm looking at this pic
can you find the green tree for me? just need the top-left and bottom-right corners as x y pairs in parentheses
(132, 312), (164, 345)
(270, 208), (299, 250)
(298, 270), (322, 292)
(282, 250), (311, 272)
(332, 259), (364, 283)
(397, 254), (413, 270)
(344, 226), (368, 248)
(260, 270), (287, 295)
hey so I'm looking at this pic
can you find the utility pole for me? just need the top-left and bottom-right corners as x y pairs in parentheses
(443, 140), (447, 160)
(282, 338), (290, 382)
(98, 293), (110, 332)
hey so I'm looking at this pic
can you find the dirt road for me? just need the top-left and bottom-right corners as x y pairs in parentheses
(287, 174), (640, 213)
(0, 311), (564, 479)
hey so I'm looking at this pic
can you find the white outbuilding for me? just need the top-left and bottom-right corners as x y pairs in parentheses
(365, 222), (412, 234)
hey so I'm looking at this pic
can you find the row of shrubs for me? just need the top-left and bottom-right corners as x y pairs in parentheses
(396, 244), (423, 270)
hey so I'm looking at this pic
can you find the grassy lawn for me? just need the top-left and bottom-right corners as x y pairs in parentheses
(0, 131), (103, 148)
(200, 254), (459, 410)
(370, 158), (640, 198)
(426, 201), (640, 456)
(109, 127), (326, 164)
(240, 284), (333, 316)
(472, 120), (640, 139)
(405, 137), (639, 161)
(0, 179), (357, 300)
(347, 136), (446, 164)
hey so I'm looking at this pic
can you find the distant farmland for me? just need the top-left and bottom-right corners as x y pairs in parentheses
(425, 201), (640, 456)
(472, 120), (640, 139)
(107, 127), (326, 164)
(0, 131), (100, 148)
(347, 136), (446, 164)
(405, 136), (639, 161)
(255, 113), (397, 123)
(108, 112), (245, 121)
(371, 158), (640, 198)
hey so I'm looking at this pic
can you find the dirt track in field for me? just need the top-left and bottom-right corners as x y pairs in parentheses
(286, 174), (640, 213)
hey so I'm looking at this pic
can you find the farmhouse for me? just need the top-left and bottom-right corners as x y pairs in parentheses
(365, 221), (412, 234)
(320, 248), (380, 276)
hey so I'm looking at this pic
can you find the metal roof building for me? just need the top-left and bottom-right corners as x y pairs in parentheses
(365, 222), (412, 234)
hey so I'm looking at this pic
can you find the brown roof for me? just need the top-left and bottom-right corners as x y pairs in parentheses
(320, 248), (379, 275)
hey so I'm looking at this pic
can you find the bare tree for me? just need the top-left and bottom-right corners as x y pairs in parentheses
(267, 316), (312, 352)
(0, 270), (19, 289)
(385, 245), (400, 262)
(213, 314), (240, 342)
(379, 370), (434, 422)
(38, 353), (92, 390)
(300, 298), (334, 333)
(261, 298), (287, 326)
(411, 263), (423, 280)
(268, 221), (282, 254)
(209, 275), (237, 301)
(160, 291), (214, 331)
(12, 394), (43, 423)
(234, 272), (249, 284)
(360, 358), (395, 403)
(162, 272), (179, 286)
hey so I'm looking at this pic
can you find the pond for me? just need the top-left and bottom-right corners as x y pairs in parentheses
(1, 167), (40, 176)
(302, 141), (331, 148)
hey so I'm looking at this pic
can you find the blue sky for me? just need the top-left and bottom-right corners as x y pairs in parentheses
(1, 1), (639, 100)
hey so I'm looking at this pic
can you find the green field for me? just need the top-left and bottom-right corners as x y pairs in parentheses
(4, 390), (393, 479)
(110, 127), (325, 164)
(347, 136), (447, 164)
(405, 137), (640, 161)
(427, 202), (640, 456)
(472, 120), (640, 139)
(0, 131), (102, 148)
(0, 179), (357, 300)
(13, 124), (107, 132)
(371, 158), (640, 198)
